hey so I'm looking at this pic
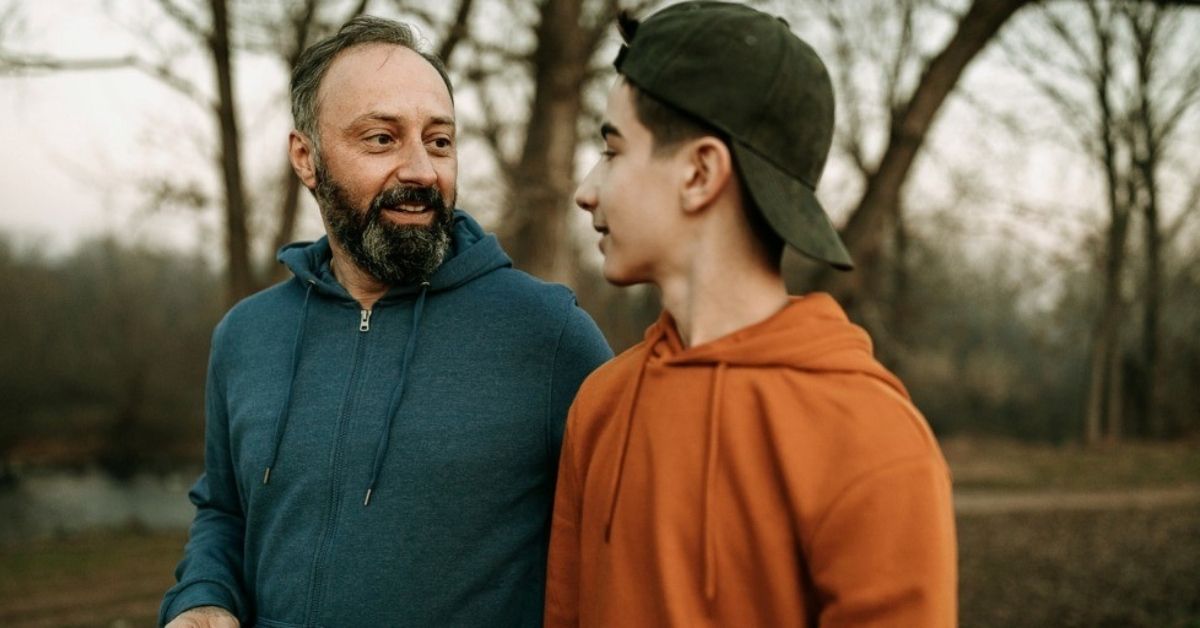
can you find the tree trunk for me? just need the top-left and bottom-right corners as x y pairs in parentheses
(1130, 6), (1164, 438)
(1082, 3), (1131, 446)
(209, 0), (256, 305)
(267, 168), (304, 284)
(501, 0), (589, 284)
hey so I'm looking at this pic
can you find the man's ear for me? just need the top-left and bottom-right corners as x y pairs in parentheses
(680, 137), (733, 214)
(289, 130), (319, 190)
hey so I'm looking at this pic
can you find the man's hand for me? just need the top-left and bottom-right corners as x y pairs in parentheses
(164, 606), (240, 628)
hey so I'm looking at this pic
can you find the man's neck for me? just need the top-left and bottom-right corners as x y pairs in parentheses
(657, 236), (789, 349)
(329, 245), (389, 311)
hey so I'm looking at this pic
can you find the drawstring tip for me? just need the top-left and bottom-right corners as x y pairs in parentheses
(262, 467), (272, 484)
(363, 488), (373, 506)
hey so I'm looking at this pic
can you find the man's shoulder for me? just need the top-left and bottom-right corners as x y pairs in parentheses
(454, 267), (589, 328)
(471, 266), (576, 304)
(212, 278), (305, 342)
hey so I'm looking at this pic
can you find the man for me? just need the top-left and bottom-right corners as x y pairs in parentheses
(160, 16), (612, 628)
(545, 3), (956, 627)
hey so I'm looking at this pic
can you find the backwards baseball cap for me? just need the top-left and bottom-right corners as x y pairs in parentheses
(614, 1), (852, 270)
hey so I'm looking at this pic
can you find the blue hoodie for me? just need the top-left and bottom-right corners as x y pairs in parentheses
(160, 211), (612, 627)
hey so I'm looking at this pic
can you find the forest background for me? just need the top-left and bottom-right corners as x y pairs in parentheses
(0, 0), (1198, 626)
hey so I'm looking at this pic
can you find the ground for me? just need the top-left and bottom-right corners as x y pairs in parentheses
(1, 437), (1197, 627)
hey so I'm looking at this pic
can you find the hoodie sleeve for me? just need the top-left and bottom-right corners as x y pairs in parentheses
(546, 299), (612, 462)
(806, 455), (957, 628)
(159, 324), (249, 626)
(545, 403), (583, 628)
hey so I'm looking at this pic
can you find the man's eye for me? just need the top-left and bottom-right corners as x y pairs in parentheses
(430, 137), (453, 149)
(368, 134), (394, 146)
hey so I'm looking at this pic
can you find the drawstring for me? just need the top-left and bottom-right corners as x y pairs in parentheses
(602, 354), (650, 542)
(703, 363), (727, 603)
(363, 282), (430, 506)
(263, 281), (314, 485)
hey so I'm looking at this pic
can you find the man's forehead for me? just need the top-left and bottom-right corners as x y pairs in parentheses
(318, 44), (453, 119)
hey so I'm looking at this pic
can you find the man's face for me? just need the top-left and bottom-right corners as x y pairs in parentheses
(575, 81), (685, 286)
(308, 43), (458, 284)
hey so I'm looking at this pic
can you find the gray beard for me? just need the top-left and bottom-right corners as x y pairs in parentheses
(315, 166), (454, 286)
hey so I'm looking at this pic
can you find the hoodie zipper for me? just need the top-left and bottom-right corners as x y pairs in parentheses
(305, 308), (373, 625)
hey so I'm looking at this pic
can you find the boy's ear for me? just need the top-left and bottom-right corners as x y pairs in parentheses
(680, 137), (734, 214)
(289, 130), (319, 190)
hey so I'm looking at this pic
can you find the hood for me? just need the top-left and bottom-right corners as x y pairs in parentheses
(603, 293), (905, 604)
(646, 293), (903, 389)
(276, 209), (512, 300)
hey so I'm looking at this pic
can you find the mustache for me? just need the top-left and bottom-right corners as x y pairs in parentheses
(368, 184), (447, 217)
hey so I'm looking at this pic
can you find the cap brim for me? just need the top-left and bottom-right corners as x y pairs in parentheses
(732, 142), (853, 271)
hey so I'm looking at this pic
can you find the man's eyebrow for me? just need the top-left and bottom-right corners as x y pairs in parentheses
(345, 112), (456, 130)
(600, 122), (621, 141)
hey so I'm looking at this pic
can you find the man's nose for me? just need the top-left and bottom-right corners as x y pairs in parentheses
(394, 142), (438, 187)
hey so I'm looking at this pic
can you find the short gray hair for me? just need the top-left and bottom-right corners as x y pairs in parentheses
(290, 16), (454, 149)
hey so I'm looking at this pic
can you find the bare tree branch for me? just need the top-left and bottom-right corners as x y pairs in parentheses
(437, 0), (475, 63)
(815, 0), (873, 177)
(348, 0), (370, 19)
(0, 51), (136, 73)
(885, 0), (917, 116)
(156, 0), (207, 39)
(997, 33), (1099, 156)
(464, 67), (517, 181)
(0, 49), (215, 109)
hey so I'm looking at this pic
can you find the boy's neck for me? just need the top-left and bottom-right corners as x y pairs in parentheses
(657, 238), (790, 349)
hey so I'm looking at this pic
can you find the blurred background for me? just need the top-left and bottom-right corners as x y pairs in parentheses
(0, 0), (1198, 626)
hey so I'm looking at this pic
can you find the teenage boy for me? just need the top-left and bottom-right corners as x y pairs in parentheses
(544, 3), (956, 627)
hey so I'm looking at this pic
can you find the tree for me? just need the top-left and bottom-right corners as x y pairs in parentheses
(805, 0), (1032, 314)
(1000, 1), (1200, 443)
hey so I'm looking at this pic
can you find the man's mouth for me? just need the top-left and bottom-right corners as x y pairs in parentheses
(386, 203), (431, 213)
(594, 224), (609, 235)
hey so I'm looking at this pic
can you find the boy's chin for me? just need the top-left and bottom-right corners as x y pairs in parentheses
(601, 264), (649, 288)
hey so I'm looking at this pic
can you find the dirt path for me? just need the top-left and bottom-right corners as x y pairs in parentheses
(954, 484), (1200, 515)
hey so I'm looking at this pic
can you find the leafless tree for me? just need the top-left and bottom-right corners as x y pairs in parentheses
(1000, 1), (1200, 443)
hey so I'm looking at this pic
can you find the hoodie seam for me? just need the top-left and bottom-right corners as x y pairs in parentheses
(544, 295), (575, 465)
(804, 453), (942, 558)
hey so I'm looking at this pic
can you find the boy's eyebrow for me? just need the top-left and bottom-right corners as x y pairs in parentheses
(600, 122), (621, 140)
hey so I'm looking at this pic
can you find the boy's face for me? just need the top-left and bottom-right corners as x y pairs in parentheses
(574, 81), (687, 286)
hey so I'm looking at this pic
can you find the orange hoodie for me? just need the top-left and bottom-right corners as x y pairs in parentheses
(545, 294), (956, 627)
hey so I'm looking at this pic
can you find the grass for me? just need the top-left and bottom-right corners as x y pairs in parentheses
(959, 504), (1200, 628)
(0, 527), (184, 628)
(941, 436), (1200, 491)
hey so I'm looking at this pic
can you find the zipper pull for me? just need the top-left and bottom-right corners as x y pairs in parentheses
(359, 309), (372, 332)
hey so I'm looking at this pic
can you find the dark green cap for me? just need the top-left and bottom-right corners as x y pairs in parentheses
(615, 1), (852, 270)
